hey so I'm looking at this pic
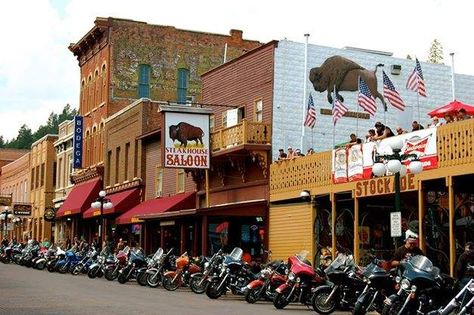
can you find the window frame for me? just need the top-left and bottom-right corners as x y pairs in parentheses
(138, 64), (151, 98)
(176, 169), (185, 193)
(176, 68), (189, 104)
(156, 166), (164, 197)
(254, 98), (263, 122)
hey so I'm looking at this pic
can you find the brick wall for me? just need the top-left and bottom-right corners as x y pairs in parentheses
(0, 153), (30, 203)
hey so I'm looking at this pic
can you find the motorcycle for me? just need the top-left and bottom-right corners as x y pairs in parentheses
(55, 248), (82, 274)
(71, 247), (97, 275)
(118, 247), (147, 284)
(245, 260), (287, 303)
(382, 255), (455, 315)
(190, 249), (223, 294)
(47, 246), (64, 272)
(428, 278), (474, 315)
(273, 250), (325, 310)
(34, 246), (55, 270)
(311, 252), (365, 314)
(145, 248), (174, 288)
(104, 246), (130, 281)
(352, 257), (396, 315)
(162, 251), (201, 291)
(206, 247), (258, 299)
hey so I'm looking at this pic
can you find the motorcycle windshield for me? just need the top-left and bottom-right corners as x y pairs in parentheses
(410, 255), (433, 273)
(324, 253), (353, 274)
(153, 248), (164, 261)
(122, 246), (130, 255)
(229, 247), (243, 261)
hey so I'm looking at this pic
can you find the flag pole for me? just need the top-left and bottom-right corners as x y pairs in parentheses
(450, 52), (456, 101)
(332, 85), (336, 148)
(417, 91), (420, 122)
(356, 76), (360, 138)
(301, 34), (310, 151)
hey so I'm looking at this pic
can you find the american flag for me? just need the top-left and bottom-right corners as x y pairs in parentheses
(383, 71), (405, 111)
(304, 93), (316, 128)
(358, 77), (377, 116)
(406, 58), (427, 97)
(332, 91), (348, 126)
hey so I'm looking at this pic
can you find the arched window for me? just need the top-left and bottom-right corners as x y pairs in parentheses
(93, 126), (97, 164)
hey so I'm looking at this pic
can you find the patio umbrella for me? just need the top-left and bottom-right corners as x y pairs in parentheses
(215, 222), (229, 233)
(427, 100), (474, 117)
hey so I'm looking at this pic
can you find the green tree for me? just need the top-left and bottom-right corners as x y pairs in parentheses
(0, 136), (4, 148)
(428, 39), (444, 64)
(11, 124), (33, 149)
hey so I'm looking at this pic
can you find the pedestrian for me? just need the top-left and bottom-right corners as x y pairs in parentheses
(277, 148), (287, 160)
(411, 121), (424, 131)
(455, 241), (474, 287)
(65, 237), (71, 250)
(116, 238), (125, 252)
(295, 149), (305, 157)
(391, 230), (423, 267)
(372, 122), (394, 141)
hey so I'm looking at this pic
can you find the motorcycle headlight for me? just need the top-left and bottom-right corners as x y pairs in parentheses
(288, 272), (295, 281)
(204, 262), (210, 269)
(401, 279), (411, 290)
(395, 276), (401, 283)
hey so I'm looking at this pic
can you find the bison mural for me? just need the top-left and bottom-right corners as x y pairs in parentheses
(169, 122), (204, 147)
(309, 55), (387, 109)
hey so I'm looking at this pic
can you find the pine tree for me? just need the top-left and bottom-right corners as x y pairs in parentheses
(0, 136), (4, 148)
(428, 39), (444, 64)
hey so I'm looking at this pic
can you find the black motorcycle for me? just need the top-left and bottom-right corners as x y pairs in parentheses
(190, 249), (224, 294)
(118, 248), (147, 284)
(205, 247), (257, 299)
(382, 255), (455, 315)
(427, 277), (474, 315)
(145, 248), (174, 288)
(312, 253), (366, 314)
(352, 257), (396, 315)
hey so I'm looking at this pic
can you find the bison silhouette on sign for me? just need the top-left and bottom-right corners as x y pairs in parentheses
(169, 122), (204, 147)
(309, 55), (387, 109)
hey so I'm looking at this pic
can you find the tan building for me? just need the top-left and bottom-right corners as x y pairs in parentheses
(0, 152), (31, 240)
(0, 149), (30, 188)
(30, 134), (58, 242)
(53, 120), (75, 242)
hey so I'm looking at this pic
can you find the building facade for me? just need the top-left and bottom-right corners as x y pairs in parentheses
(30, 135), (58, 242)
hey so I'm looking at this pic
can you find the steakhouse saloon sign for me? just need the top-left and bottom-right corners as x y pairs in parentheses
(163, 109), (210, 169)
(355, 173), (417, 198)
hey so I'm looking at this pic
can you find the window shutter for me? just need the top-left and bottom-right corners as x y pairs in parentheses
(138, 64), (151, 98)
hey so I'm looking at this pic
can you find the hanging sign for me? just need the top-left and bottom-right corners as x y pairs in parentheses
(73, 116), (84, 169)
(13, 204), (32, 216)
(390, 212), (402, 237)
(43, 207), (56, 222)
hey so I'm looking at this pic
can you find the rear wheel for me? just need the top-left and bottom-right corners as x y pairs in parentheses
(245, 286), (262, 304)
(273, 291), (290, 309)
(190, 274), (207, 294)
(206, 282), (223, 299)
(311, 287), (337, 315)
(118, 268), (129, 284)
(58, 264), (69, 274)
(71, 264), (82, 275)
(105, 268), (118, 281)
(36, 261), (46, 270)
(163, 274), (181, 291)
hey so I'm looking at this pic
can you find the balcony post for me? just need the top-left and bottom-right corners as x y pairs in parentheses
(242, 120), (248, 145)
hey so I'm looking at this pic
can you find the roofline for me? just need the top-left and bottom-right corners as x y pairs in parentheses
(31, 134), (59, 147)
(202, 40), (278, 77)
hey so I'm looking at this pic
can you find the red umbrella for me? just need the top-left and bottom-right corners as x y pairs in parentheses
(427, 100), (474, 117)
(215, 222), (229, 233)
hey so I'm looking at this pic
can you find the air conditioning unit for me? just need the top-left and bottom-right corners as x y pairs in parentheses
(186, 95), (195, 104)
(391, 64), (402, 75)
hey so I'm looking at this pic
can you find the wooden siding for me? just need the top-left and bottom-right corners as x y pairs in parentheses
(437, 119), (474, 167)
(269, 203), (314, 263)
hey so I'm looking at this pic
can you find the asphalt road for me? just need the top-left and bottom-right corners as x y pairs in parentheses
(0, 263), (352, 315)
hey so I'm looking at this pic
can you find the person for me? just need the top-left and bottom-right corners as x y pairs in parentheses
(41, 238), (50, 248)
(1, 238), (8, 247)
(372, 122), (394, 141)
(116, 238), (125, 252)
(65, 237), (71, 250)
(277, 149), (287, 160)
(457, 108), (470, 121)
(365, 129), (376, 142)
(455, 242), (474, 287)
(391, 230), (424, 267)
(396, 126), (407, 135)
(411, 121), (424, 131)
(287, 146), (297, 158)
(444, 113), (454, 124)
(428, 116), (442, 128)
(307, 148), (315, 155)
(295, 149), (305, 157)
(346, 133), (362, 148)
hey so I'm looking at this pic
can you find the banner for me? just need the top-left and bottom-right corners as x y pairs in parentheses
(164, 111), (210, 169)
(333, 148), (348, 183)
(333, 128), (438, 183)
(73, 116), (83, 169)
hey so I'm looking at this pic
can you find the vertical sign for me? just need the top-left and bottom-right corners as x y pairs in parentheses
(390, 212), (402, 237)
(73, 116), (83, 169)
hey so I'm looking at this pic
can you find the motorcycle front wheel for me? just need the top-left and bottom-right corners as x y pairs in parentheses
(88, 265), (99, 279)
(163, 274), (181, 291)
(190, 274), (207, 294)
(36, 261), (46, 270)
(206, 282), (223, 299)
(71, 264), (82, 275)
(146, 271), (162, 288)
(117, 268), (130, 284)
(105, 268), (118, 281)
(273, 291), (290, 309)
(245, 286), (263, 304)
(58, 264), (69, 274)
(312, 287), (337, 315)
(353, 291), (372, 315)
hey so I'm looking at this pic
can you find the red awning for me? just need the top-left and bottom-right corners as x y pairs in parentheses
(116, 192), (195, 224)
(56, 179), (101, 218)
(427, 100), (474, 117)
(82, 188), (141, 219)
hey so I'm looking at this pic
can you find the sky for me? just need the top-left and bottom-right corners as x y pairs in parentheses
(0, 0), (473, 141)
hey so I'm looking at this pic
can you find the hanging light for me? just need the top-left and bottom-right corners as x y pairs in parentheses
(387, 159), (402, 173)
(99, 190), (106, 198)
(389, 137), (404, 151)
(409, 160), (423, 174)
(372, 162), (386, 177)
(399, 164), (407, 177)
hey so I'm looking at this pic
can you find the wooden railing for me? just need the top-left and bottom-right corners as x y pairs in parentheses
(270, 150), (332, 195)
(211, 120), (272, 152)
(437, 119), (474, 167)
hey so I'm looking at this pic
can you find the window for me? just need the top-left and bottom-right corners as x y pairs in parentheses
(115, 147), (121, 184)
(177, 68), (189, 104)
(177, 169), (185, 193)
(134, 140), (138, 178)
(255, 99), (263, 122)
(106, 150), (112, 185)
(138, 64), (151, 98)
(58, 158), (63, 188)
(31, 169), (35, 190)
(68, 154), (73, 185)
(124, 142), (130, 180)
(209, 115), (215, 133)
(40, 163), (45, 187)
(35, 166), (39, 188)
(52, 162), (57, 189)
(156, 167), (163, 197)
(222, 111), (227, 128)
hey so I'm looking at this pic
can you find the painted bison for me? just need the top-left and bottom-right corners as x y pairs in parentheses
(169, 122), (204, 147)
(309, 55), (387, 109)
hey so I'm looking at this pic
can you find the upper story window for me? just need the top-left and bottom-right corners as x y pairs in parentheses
(138, 64), (151, 98)
(177, 68), (189, 104)
(255, 99), (263, 122)
(209, 115), (215, 133)
(176, 169), (185, 193)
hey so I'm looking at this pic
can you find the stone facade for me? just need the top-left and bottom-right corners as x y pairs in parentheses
(272, 40), (474, 159)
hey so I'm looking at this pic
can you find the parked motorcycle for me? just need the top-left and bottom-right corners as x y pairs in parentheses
(71, 247), (97, 275)
(118, 247), (147, 284)
(47, 246), (64, 272)
(382, 255), (455, 315)
(104, 246), (130, 281)
(427, 278), (474, 315)
(162, 251), (201, 291)
(311, 252), (365, 314)
(272, 250), (325, 309)
(34, 246), (55, 270)
(190, 249), (223, 294)
(55, 248), (82, 274)
(245, 260), (287, 303)
(145, 248), (174, 288)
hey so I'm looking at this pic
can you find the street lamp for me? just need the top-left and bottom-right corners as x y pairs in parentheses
(371, 137), (423, 244)
(91, 190), (113, 249)
(1, 206), (14, 239)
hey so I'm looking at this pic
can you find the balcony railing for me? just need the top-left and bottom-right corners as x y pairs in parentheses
(270, 119), (474, 196)
(211, 120), (272, 152)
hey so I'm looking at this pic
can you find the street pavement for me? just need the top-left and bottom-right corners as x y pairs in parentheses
(0, 263), (353, 315)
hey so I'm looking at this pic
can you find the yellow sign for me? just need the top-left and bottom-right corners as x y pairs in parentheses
(160, 220), (175, 226)
(64, 210), (71, 216)
(93, 210), (101, 217)
(131, 217), (143, 223)
(355, 173), (417, 198)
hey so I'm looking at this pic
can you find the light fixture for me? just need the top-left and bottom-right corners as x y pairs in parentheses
(372, 162), (386, 177)
(409, 160), (423, 174)
(399, 165), (407, 177)
(389, 137), (404, 151)
(387, 159), (402, 173)
(104, 202), (113, 210)
(66, 217), (72, 222)
(300, 190), (310, 199)
(7, 213), (14, 219)
(99, 190), (106, 198)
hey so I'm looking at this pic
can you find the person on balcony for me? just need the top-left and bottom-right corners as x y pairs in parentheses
(396, 126), (408, 135)
(365, 129), (376, 142)
(295, 149), (305, 157)
(444, 113), (455, 124)
(287, 146), (297, 159)
(457, 108), (470, 121)
(306, 148), (315, 155)
(345, 133), (362, 148)
(277, 149), (287, 160)
(428, 117), (442, 128)
(372, 122), (394, 141)
(411, 121), (424, 131)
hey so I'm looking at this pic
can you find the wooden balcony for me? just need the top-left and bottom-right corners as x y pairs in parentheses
(210, 120), (272, 153)
(270, 119), (474, 200)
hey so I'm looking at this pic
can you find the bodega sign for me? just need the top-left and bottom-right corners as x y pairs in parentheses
(163, 110), (210, 169)
(73, 116), (83, 168)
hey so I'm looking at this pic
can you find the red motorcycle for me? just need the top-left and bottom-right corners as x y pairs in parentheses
(245, 260), (288, 303)
(273, 250), (325, 309)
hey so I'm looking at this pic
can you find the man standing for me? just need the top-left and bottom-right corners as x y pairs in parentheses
(455, 242), (474, 287)
(391, 230), (424, 267)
